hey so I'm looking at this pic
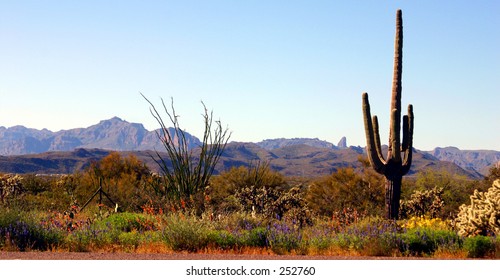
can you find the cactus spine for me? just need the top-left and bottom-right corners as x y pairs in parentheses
(362, 9), (414, 219)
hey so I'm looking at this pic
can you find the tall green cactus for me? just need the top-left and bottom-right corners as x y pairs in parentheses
(362, 9), (414, 219)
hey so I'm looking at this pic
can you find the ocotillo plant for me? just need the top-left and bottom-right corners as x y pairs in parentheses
(362, 9), (414, 219)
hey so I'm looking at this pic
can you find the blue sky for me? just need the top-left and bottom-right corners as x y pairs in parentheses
(0, 1), (498, 150)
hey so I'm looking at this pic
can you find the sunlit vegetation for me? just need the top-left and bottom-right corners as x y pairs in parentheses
(1, 153), (499, 258)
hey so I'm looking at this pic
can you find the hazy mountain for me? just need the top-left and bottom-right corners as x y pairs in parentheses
(430, 147), (500, 176)
(256, 138), (338, 150)
(0, 117), (201, 155)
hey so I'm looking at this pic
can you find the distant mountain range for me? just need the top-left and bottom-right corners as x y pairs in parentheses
(0, 117), (200, 154)
(0, 117), (498, 178)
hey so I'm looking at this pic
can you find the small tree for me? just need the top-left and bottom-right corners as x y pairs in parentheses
(306, 166), (385, 219)
(142, 95), (231, 211)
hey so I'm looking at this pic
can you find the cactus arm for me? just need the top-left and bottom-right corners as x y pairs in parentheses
(372, 115), (385, 163)
(401, 104), (414, 175)
(402, 115), (409, 151)
(362, 92), (386, 174)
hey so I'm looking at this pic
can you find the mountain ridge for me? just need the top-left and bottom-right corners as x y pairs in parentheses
(0, 117), (498, 177)
(0, 144), (486, 180)
(0, 117), (201, 155)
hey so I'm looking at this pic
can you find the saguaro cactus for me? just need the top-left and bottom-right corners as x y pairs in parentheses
(362, 9), (414, 219)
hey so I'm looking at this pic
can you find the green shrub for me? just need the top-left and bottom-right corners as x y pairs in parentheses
(404, 169), (479, 218)
(243, 227), (268, 248)
(161, 214), (211, 252)
(207, 230), (239, 250)
(307, 235), (333, 252)
(306, 167), (384, 219)
(398, 228), (461, 256)
(463, 235), (495, 258)
(65, 227), (95, 252)
(215, 212), (263, 232)
(94, 212), (158, 232)
(267, 221), (303, 255)
(117, 231), (141, 251)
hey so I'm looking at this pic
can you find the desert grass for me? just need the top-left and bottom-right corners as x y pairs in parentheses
(1, 209), (499, 259)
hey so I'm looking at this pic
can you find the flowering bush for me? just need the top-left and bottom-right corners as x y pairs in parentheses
(403, 216), (449, 231)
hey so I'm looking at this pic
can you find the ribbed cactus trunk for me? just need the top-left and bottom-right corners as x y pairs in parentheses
(362, 9), (414, 220)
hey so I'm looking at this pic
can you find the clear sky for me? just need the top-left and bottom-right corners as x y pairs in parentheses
(0, 1), (498, 151)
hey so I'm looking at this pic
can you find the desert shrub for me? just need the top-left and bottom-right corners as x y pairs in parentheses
(65, 224), (108, 252)
(330, 208), (366, 231)
(454, 179), (500, 237)
(0, 174), (24, 206)
(243, 227), (268, 247)
(463, 235), (496, 258)
(0, 210), (64, 251)
(397, 227), (461, 256)
(219, 164), (312, 225)
(63, 213), (158, 252)
(267, 220), (303, 255)
(116, 231), (142, 251)
(22, 174), (51, 194)
(210, 162), (287, 215)
(207, 230), (239, 250)
(271, 187), (313, 227)
(235, 184), (280, 216)
(399, 216), (460, 256)
(404, 169), (483, 218)
(403, 216), (449, 231)
(306, 167), (384, 219)
(212, 162), (286, 192)
(305, 230), (334, 252)
(399, 187), (444, 219)
(234, 184), (312, 228)
(215, 212), (263, 231)
(75, 153), (153, 212)
(161, 214), (212, 252)
(93, 212), (159, 232)
(332, 217), (401, 255)
(14, 175), (73, 212)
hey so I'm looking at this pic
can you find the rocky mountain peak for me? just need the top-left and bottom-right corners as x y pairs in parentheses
(337, 137), (347, 149)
